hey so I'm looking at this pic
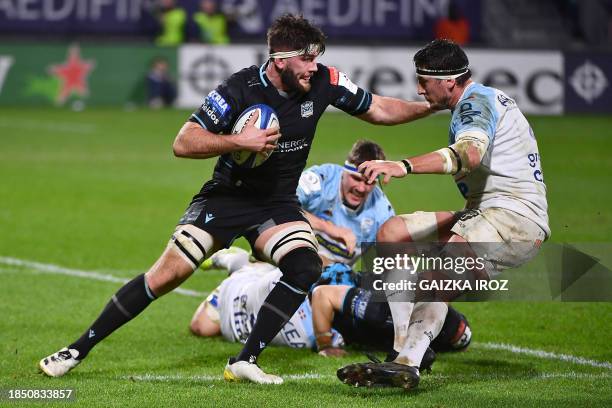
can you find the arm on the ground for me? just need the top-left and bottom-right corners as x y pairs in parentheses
(311, 285), (352, 357)
(189, 299), (221, 337)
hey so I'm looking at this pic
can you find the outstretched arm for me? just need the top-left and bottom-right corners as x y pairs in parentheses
(359, 131), (490, 184)
(357, 94), (433, 126)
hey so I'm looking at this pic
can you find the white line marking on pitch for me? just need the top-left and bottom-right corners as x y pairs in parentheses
(122, 373), (330, 383)
(474, 342), (612, 370)
(1, 256), (612, 372)
(0, 256), (207, 298)
(123, 371), (611, 384)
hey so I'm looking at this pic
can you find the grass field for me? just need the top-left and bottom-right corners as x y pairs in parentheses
(1, 107), (611, 407)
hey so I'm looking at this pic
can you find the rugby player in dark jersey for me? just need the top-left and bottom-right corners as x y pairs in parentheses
(40, 14), (433, 384)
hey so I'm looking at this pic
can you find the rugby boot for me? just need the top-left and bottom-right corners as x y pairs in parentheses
(39, 347), (81, 377)
(224, 357), (283, 384)
(337, 361), (419, 390)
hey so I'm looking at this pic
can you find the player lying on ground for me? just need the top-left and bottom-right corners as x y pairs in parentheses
(190, 248), (471, 363)
(40, 25), (432, 381)
(185, 138), (391, 348)
(337, 39), (550, 390)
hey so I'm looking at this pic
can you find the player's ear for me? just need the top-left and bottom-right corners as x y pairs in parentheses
(272, 58), (286, 70)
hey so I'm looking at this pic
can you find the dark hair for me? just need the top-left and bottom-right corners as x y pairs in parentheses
(267, 14), (326, 55)
(414, 39), (471, 85)
(347, 140), (386, 167)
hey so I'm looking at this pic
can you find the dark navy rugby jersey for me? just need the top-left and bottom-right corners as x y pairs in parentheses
(189, 62), (372, 198)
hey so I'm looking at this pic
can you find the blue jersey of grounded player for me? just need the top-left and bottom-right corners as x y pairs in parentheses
(297, 163), (395, 266)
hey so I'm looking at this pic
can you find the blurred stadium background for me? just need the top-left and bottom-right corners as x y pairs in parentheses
(1, 1), (611, 407)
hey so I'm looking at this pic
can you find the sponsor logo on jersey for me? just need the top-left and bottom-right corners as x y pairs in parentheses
(458, 101), (482, 125)
(203, 90), (230, 125)
(360, 218), (374, 235)
(301, 100), (314, 118)
(338, 72), (358, 94)
(277, 138), (309, 153)
(497, 94), (515, 107)
(298, 171), (321, 194)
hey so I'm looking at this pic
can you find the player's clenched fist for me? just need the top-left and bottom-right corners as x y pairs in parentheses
(236, 110), (281, 154)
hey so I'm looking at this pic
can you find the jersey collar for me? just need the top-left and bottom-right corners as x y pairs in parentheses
(259, 62), (269, 87)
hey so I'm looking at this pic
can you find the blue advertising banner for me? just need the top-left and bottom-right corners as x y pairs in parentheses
(0, 0), (159, 35)
(564, 53), (612, 113)
(221, 0), (481, 41)
(0, 0), (481, 42)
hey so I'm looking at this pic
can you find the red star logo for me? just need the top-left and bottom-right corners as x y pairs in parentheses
(49, 45), (95, 104)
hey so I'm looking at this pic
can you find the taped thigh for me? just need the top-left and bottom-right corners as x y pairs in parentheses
(170, 224), (215, 269)
(399, 211), (454, 242)
(262, 223), (318, 265)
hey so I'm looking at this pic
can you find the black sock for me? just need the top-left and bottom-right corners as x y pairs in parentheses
(430, 306), (465, 352)
(235, 281), (305, 363)
(69, 274), (156, 359)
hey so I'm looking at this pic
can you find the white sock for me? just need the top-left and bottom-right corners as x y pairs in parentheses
(385, 266), (417, 351)
(387, 301), (414, 352)
(396, 302), (448, 366)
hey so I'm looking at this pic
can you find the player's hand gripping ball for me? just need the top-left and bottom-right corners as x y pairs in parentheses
(231, 104), (279, 168)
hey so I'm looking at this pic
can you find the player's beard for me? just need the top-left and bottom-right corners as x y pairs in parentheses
(280, 67), (310, 94)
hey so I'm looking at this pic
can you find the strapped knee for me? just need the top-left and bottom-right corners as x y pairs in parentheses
(278, 246), (322, 294)
(262, 223), (318, 265)
(170, 224), (214, 269)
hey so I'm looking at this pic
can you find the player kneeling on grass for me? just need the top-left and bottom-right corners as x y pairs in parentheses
(190, 247), (471, 368)
(337, 39), (549, 391)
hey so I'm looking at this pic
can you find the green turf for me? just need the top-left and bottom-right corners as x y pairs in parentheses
(1, 107), (611, 407)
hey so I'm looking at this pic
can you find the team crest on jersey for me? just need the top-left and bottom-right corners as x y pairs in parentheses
(361, 218), (374, 235)
(301, 101), (314, 118)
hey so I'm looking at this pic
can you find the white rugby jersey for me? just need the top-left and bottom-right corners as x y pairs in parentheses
(450, 82), (550, 237)
(297, 164), (395, 264)
(217, 265), (316, 348)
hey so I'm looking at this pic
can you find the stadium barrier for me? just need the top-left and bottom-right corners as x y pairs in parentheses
(0, 43), (609, 113)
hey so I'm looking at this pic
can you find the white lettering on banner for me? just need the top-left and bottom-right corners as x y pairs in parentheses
(328, 0), (359, 26)
(0, 1), (16, 19)
(177, 45), (563, 115)
(18, 0), (39, 20)
(44, 0), (74, 21)
(375, 0), (396, 26)
(92, 0), (114, 20)
(0, 56), (14, 94)
(252, 0), (446, 30)
(0, 0), (152, 21)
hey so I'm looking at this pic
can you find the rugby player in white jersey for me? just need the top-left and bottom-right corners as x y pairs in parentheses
(190, 141), (471, 362)
(188, 140), (394, 350)
(338, 39), (549, 390)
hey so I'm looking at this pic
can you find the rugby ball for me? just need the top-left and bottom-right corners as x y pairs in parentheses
(230, 104), (279, 168)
